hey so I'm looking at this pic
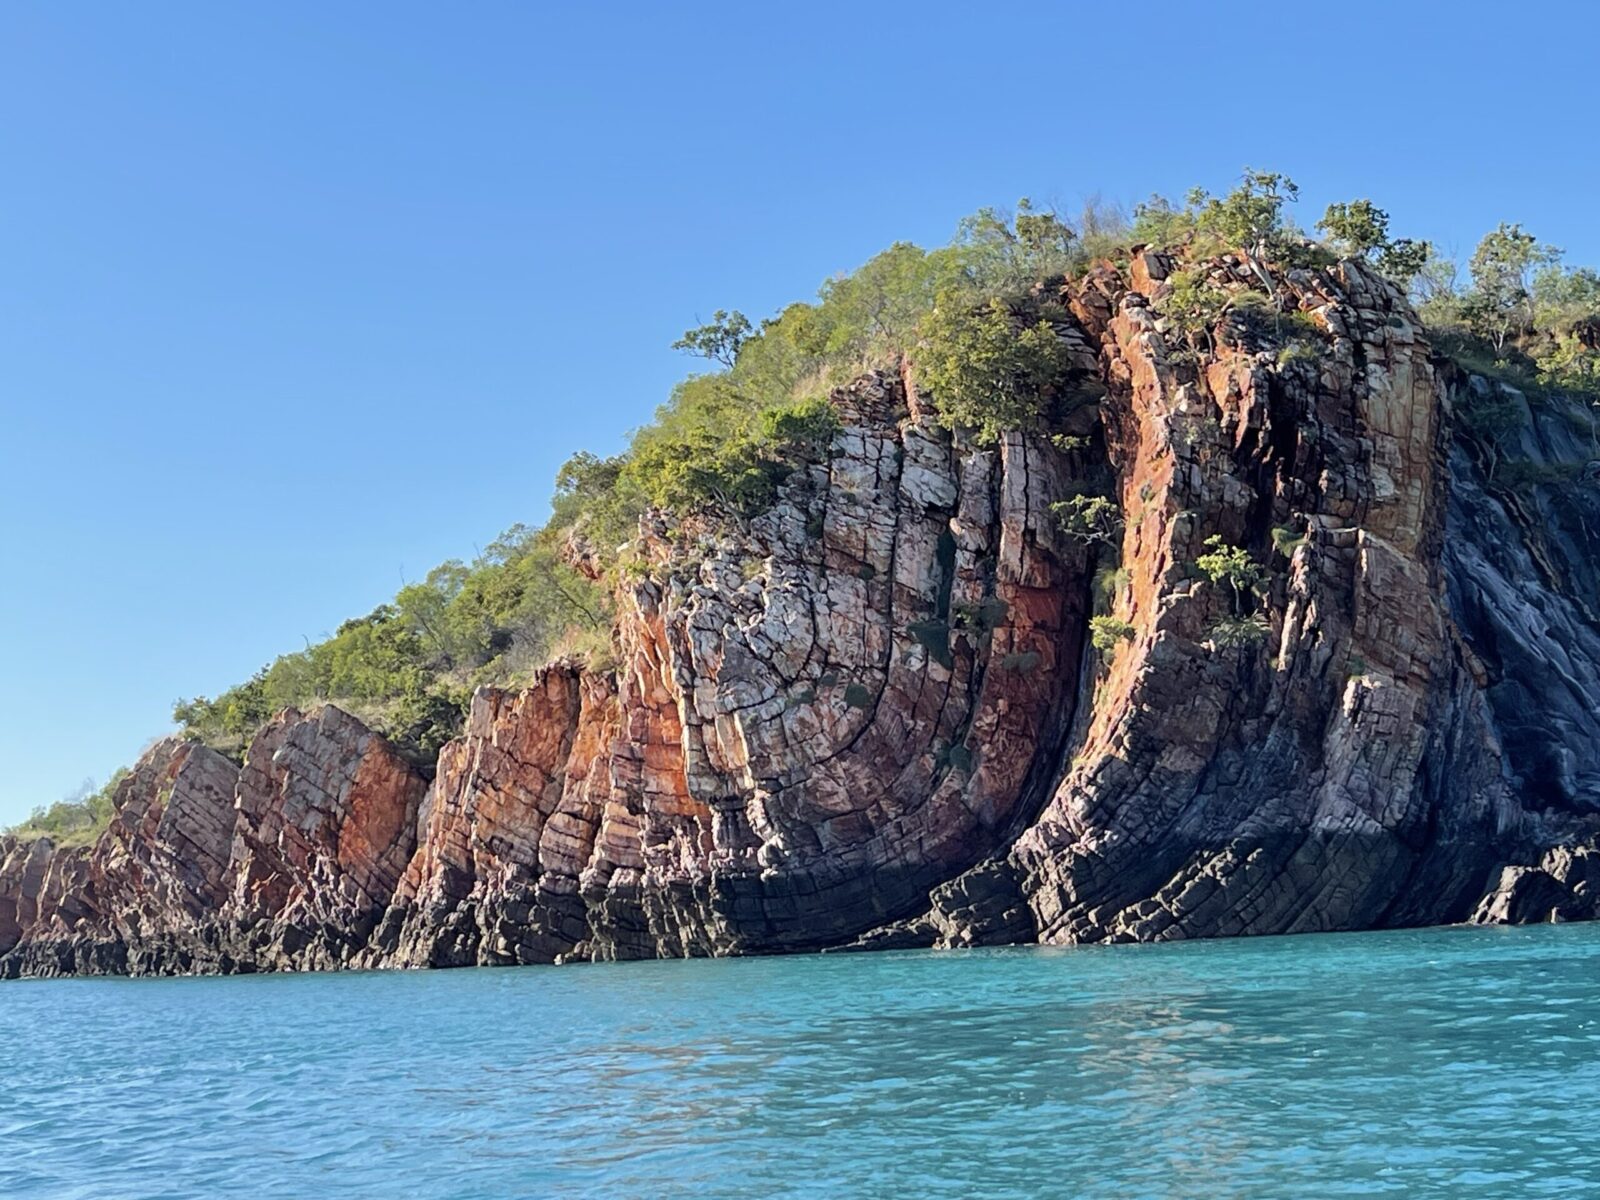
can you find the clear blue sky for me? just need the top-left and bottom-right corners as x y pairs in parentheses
(3, 2), (1598, 825)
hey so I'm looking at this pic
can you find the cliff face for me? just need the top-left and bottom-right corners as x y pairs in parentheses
(7, 253), (1600, 978)
(1011, 254), (1515, 943)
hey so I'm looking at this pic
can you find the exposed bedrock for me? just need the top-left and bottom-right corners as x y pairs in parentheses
(2, 710), (427, 977)
(372, 369), (1091, 964)
(370, 666), (620, 968)
(5, 252), (1600, 977)
(1011, 254), (1523, 943)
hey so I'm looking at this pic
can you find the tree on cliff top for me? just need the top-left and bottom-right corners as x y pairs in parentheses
(1418, 222), (1600, 403)
(673, 310), (752, 369)
(1317, 199), (1432, 288)
(1466, 224), (1561, 353)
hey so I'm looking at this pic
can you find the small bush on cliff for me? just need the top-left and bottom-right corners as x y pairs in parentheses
(1089, 615), (1135, 655)
(1207, 613), (1273, 651)
(1195, 536), (1274, 653)
(1538, 330), (1600, 394)
(387, 682), (471, 768)
(1053, 493), (1123, 547)
(1270, 524), (1308, 558)
(1158, 267), (1232, 350)
(173, 671), (274, 754)
(1194, 171), (1300, 268)
(1196, 536), (1266, 615)
(1317, 199), (1432, 289)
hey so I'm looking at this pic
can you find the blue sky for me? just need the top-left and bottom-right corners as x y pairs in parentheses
(3, 2), (1598, 824)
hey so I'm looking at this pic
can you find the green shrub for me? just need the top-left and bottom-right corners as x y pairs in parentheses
(6, 771), (129, 846)
(1270, 525), (1308, 557)
(1316, 199), (1433, 289)
(1196, 535), (1266, 614)
(1053, 494), (1124, 547)
(1536, 330), (1600, 394)
(917, 295), (1087, 443)
(1158, 267), (1232, 346)
(388, 682), (471, 768)
(1089, 615), (1136, 653)
(1207, 613), (1272, 650)
(1276, 341), (1320, 369)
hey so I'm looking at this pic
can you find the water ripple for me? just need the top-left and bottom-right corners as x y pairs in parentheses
(3, 923), (1600, 1197)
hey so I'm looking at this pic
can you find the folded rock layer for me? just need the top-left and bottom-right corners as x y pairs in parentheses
(6, 253), (1599, 977)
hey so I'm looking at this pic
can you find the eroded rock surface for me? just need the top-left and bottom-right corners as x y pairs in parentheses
(6, 252), (1600, 977)
(1011, 254), (1516, 943)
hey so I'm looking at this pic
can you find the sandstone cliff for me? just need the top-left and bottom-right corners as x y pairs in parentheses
(6, 252), (1599, 977)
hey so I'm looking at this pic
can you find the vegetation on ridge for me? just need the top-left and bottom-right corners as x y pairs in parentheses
(7, 772), (128, 847)
(165, 196), (1129, 765)
(13, 169), (1600, 838)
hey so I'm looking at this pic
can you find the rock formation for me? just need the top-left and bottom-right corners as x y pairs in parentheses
(7, 251), (1600, 977)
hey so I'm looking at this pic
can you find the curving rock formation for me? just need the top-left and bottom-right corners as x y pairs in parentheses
(1008, 252), (1520, 942)
(6, 250), (1600, 977)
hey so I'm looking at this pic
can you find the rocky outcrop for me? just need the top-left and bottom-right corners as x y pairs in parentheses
(6, 250), (1600, 977)
(372, 666), (618, 967)
(1010, 254), (1515, 942)
(567, 371), (1090, 959)
(2, 710), (427, 977)
(0, 836), (64, 957)
(212, 705), (427, 971)
(1472, 844), (1600, 924)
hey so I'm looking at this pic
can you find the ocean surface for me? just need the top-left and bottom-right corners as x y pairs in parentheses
(3, 923), (1599, 1198)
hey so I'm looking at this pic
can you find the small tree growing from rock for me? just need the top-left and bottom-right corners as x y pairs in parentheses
(1052, 493), (1124, 547)
(1089, 615), (1135, 658)
(1196, 535), (1265, 614)
(1195, 536), (1273, 652)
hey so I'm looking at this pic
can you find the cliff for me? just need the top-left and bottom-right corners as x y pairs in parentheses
(7, 251), (1599, 978)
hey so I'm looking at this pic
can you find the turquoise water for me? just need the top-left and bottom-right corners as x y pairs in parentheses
(3, 924), (1599, 1198)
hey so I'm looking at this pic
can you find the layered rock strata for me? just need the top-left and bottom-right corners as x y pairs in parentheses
(7, 251), (1600, 977)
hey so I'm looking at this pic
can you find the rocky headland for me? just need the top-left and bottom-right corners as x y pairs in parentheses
(6, 250), (1599, 977)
